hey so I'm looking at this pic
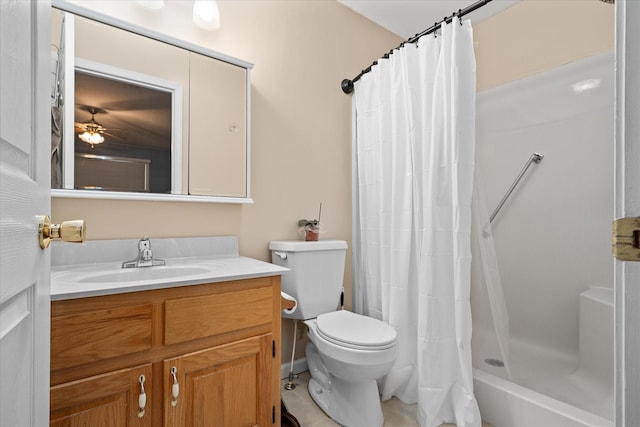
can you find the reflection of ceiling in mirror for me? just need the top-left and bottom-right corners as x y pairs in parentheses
(74, 72), (172, 150)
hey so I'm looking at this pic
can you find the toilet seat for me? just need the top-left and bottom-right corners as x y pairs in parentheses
(315, 311), (397, 350)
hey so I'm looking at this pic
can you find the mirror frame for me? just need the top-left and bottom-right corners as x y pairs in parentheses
(51, 0), (254, 204)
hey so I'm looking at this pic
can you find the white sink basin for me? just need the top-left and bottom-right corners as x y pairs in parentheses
(53, 260), (226, 286)
(77, 264), (219, 284)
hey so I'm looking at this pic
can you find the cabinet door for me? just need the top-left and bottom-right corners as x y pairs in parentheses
(189, 52), (247, 198)
(164, 335), (273, 427)
(50, 364), (152, 427)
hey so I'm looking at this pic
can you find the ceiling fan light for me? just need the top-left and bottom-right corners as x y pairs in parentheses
(78, 131), (92, 143)
(79, 131), (104, 146)
(193, 0), (220, 30)
(90, 133), (105, 145)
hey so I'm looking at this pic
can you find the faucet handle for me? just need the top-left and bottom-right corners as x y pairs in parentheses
(138, 237), (151, 251)
(138, 237), (155, 262)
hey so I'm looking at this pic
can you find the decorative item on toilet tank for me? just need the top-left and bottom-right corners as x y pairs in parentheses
(298, 219), (319, 241)
(298, 202), (323, 241)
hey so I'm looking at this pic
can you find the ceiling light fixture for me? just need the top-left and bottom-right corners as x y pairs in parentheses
(78, 130), (105, 147)
(76, 108), (107, 148)
(135, 0), (165, 10)
(193, 0), (220, 30)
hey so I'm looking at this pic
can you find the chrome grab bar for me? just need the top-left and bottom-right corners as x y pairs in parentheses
(489, 153), (544, 223)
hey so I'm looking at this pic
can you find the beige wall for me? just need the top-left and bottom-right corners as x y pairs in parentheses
(474, 0), (614, 91)
(53, 3), (400, 262)
(53, 0), (401, 365)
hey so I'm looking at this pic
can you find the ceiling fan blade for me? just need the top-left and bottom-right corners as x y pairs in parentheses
(103, 131), (126, 141)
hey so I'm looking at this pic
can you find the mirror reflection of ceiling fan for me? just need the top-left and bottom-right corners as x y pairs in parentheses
(74, 106), (125, 148)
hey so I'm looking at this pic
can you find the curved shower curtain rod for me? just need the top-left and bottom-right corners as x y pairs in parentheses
(340, 0), (494, 94)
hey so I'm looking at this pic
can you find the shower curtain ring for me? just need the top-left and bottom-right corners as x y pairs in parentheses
(434, 23), (438, 38)
(458, 9), (463, 25)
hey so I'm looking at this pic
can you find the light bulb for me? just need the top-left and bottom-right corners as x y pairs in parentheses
(135, 0), (165, 10)
(193, 0), (220, 30)
(90, 133), (104, 145)
(79, 131), (91, 143)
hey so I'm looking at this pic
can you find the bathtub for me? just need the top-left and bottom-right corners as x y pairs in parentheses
(472, 287), (614, 427)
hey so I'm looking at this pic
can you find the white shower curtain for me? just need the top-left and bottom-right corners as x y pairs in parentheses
(352, 20), (480, 427)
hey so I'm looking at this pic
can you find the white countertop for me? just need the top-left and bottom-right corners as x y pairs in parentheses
(51, 255), (288, 301)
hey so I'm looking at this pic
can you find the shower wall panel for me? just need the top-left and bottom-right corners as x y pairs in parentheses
(474, 51), (614, 355)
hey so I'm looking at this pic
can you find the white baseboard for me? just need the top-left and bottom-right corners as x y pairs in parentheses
(280, 357), (308, 379)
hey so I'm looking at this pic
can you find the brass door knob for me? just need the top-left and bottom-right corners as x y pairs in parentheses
(38, 215), (85, 249)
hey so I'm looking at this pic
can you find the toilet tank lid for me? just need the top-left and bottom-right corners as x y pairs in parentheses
(269, 240), (347, 252)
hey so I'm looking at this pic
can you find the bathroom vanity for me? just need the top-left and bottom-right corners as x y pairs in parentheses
(49, 237), (287, 426)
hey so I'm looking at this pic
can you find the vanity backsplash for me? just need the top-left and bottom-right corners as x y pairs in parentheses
(51, 235), (240, 268)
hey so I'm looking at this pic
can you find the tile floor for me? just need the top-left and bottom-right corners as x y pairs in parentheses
(281, 371), (492, 427)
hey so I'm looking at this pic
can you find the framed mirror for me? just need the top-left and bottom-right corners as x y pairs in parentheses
(50, 1), (253, 203)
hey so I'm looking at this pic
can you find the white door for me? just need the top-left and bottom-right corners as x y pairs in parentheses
(0, 1), (51, 426)
(615, 1), (640, 426)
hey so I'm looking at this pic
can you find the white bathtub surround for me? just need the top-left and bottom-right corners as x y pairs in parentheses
(471, 51), (614, 427)
(352, 19), (480, 427)
(474, 50), (614, 360)
(50, 236), (288, 300)
(578, 287), (614, 391)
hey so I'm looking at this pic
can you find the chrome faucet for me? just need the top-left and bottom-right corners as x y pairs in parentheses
(122, 237), (166, 268)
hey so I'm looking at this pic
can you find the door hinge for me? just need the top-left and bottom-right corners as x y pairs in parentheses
(272, 340), (276, 358)
(611, 216), (640, 261)
(272, 405), (276, 424)
(612, 217), (640, 261)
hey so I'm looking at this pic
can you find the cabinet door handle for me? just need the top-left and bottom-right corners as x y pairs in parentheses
(170, 366), (180, 407)
(138, 375), (147, 418)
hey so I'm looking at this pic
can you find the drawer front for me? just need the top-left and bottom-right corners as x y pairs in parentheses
(164, 286), (273, 345)
(51, 304), (153, 371)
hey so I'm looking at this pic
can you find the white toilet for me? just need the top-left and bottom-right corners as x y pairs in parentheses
(270, 240), (398, 427)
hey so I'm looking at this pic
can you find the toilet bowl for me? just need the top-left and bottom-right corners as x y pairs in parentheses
(304, 310), (398, 427)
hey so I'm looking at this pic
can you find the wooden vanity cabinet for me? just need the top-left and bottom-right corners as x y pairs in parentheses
(50, 276), (282, 427)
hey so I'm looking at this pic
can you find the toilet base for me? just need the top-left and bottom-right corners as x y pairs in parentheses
(307, 376), (384, 427)
(306, 342), (384, 427)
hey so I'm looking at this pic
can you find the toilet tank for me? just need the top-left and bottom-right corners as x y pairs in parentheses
(269, 240), (347, 320)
